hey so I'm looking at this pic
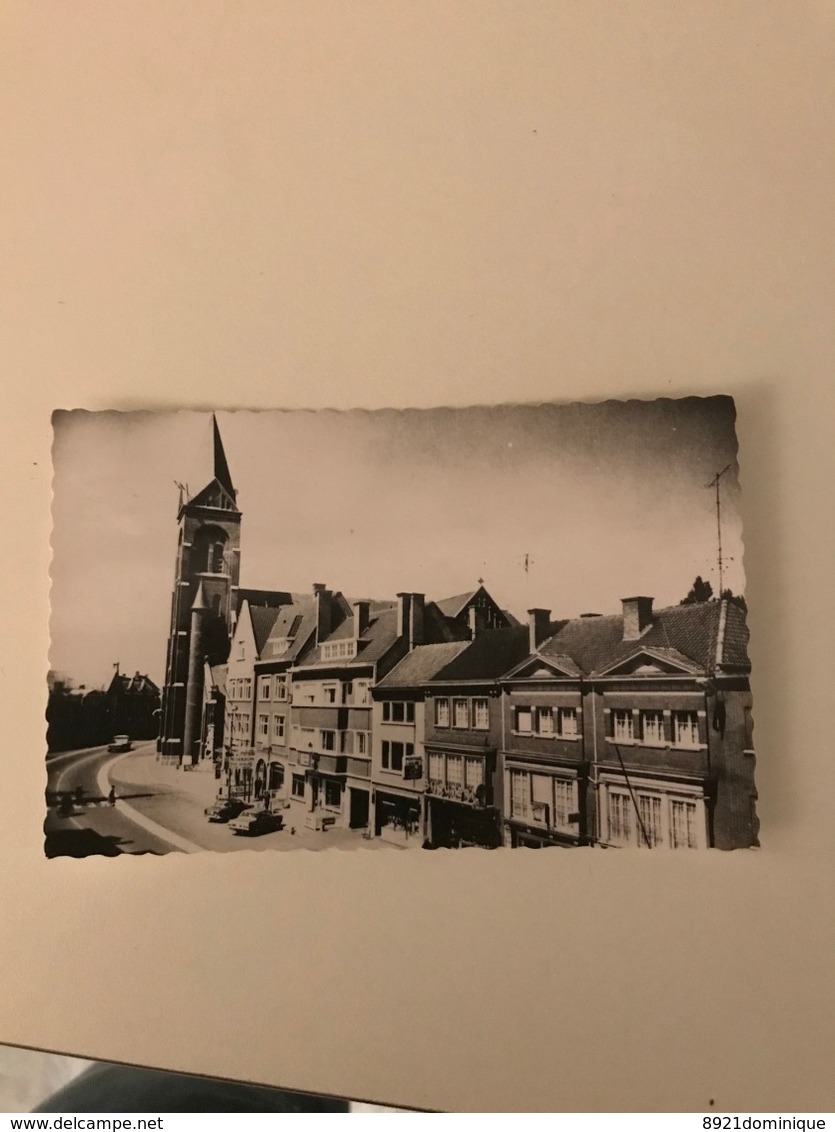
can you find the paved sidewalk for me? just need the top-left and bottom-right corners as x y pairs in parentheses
(110, 744), (221, 809)
(108, 745), (404, 853)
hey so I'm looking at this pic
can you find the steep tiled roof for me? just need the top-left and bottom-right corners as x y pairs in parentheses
(537, 600), (750, 676)
(431, 626), (531, 682)
(263, 596), (318, 662)
(303, 606), (401, 667)
(249, 605), (283, 657)
(376, 642), (471, 688)
(719, 601), (751, 669)
(434, 590), (478, 618)
(327, 601), (397, 641)
(235, 588), (292, 614)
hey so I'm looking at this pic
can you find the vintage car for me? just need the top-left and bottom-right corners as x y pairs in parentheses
(228, 806), (283, 836)
(107, 735), (133, 753)
(204, 797), (249, 823)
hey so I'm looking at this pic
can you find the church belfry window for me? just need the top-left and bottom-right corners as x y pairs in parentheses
(210, 541), (224, 573)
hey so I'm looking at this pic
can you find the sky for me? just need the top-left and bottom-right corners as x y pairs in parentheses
(50, 398), (745, 688)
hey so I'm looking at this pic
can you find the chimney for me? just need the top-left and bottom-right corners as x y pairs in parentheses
(314, 584), (333, 643)
(352, 600), (371, 639)
(622, 596), (654, 641)
(409, 593), (425, 649)
(397, 592), (412, 640)
(527, 608), (551, 653)
(468, 605), (479, 639)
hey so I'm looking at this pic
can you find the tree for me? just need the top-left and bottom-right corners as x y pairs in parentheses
(721, 588), (748, 613)
(680, 576), (714, 605)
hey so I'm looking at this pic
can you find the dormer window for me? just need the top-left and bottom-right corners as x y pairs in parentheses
(321, 640), (358, 662)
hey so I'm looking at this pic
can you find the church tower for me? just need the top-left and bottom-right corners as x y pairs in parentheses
(158, 416), (242, 763)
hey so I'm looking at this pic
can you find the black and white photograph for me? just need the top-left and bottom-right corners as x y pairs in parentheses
(47, 397), (755, 857)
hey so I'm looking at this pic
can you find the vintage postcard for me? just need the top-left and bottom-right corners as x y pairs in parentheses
(46, 397), (755, 857)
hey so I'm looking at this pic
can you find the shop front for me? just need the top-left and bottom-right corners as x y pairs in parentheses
(425, 792), (501, 849)
(374, 788), (422, 846)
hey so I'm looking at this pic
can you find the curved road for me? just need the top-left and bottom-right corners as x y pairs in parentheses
(45, 744), (176, 856)
(46, 743), (402, 857)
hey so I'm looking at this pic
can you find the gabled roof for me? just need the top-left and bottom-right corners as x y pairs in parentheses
(376, 642), (471, 688)
(184, 478), (239, 515)
(434, 590), (479, 618)
(503, 652), (582, 680)
(593, 645), (704, 678)
(430, 626), (531, 683)
(107, 671), (160, 696)
(249, 605), (284, 657)
(534, 600), (750, 677)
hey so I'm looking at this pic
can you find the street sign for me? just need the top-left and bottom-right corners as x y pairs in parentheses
(227, 747), (255, 770)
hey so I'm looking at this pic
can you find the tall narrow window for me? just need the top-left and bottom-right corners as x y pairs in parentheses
(535, 707), (554, 736)
(640, 711), (664, 745)
(608, 791), (632, 844)
(557, 707), (578, 737)
(452, 699), (469, 729)
(446, 755), (464, 786)
(435, 699), (450, 728)
(670, 799), (698, 848)
(472, 699), (489, 730)
(612, 709), (634, 742)
(672, 711), (700, 748)
(510, 770), (529, 820)
(637, 794), (663, 847)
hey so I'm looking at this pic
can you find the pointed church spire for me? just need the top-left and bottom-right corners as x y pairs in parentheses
(212, 414), (235, 497)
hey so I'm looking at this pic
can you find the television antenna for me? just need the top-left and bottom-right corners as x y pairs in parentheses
(706, 464), (733, 595)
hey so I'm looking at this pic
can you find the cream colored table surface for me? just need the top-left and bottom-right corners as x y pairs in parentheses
(0, 1), (833, 1114)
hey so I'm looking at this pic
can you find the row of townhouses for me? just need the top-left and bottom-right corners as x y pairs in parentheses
(157, 418), (757, 850)
(209, 585), (755, 850)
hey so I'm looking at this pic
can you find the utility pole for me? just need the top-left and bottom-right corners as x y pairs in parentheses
(707, 464), (733, 595)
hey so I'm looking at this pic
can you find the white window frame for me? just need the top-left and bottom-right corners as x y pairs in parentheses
(556, 707), (579, 738)
(639, 709), (665, 746)
(452, 698), (469, 729)
(600, 777), (706, 849)
(672, 710), (701, 749)
(259, 676), (272, 701)
(434, 698), (450, 728)
(612, 708), (634, 743)
(472, 698), (489, 731)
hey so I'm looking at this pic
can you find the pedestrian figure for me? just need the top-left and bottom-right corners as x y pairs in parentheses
(108, 785), (116, 806)
(74, 785), (84, 807)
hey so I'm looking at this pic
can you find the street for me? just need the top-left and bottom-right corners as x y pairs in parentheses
(45, 743), (400, 856)
(45, 744), (174, 856)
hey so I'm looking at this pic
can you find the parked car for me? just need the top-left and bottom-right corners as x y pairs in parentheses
(204, 797), (249, 823)
(228, 807), (283, 836)
(107, 735), (132, 753)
